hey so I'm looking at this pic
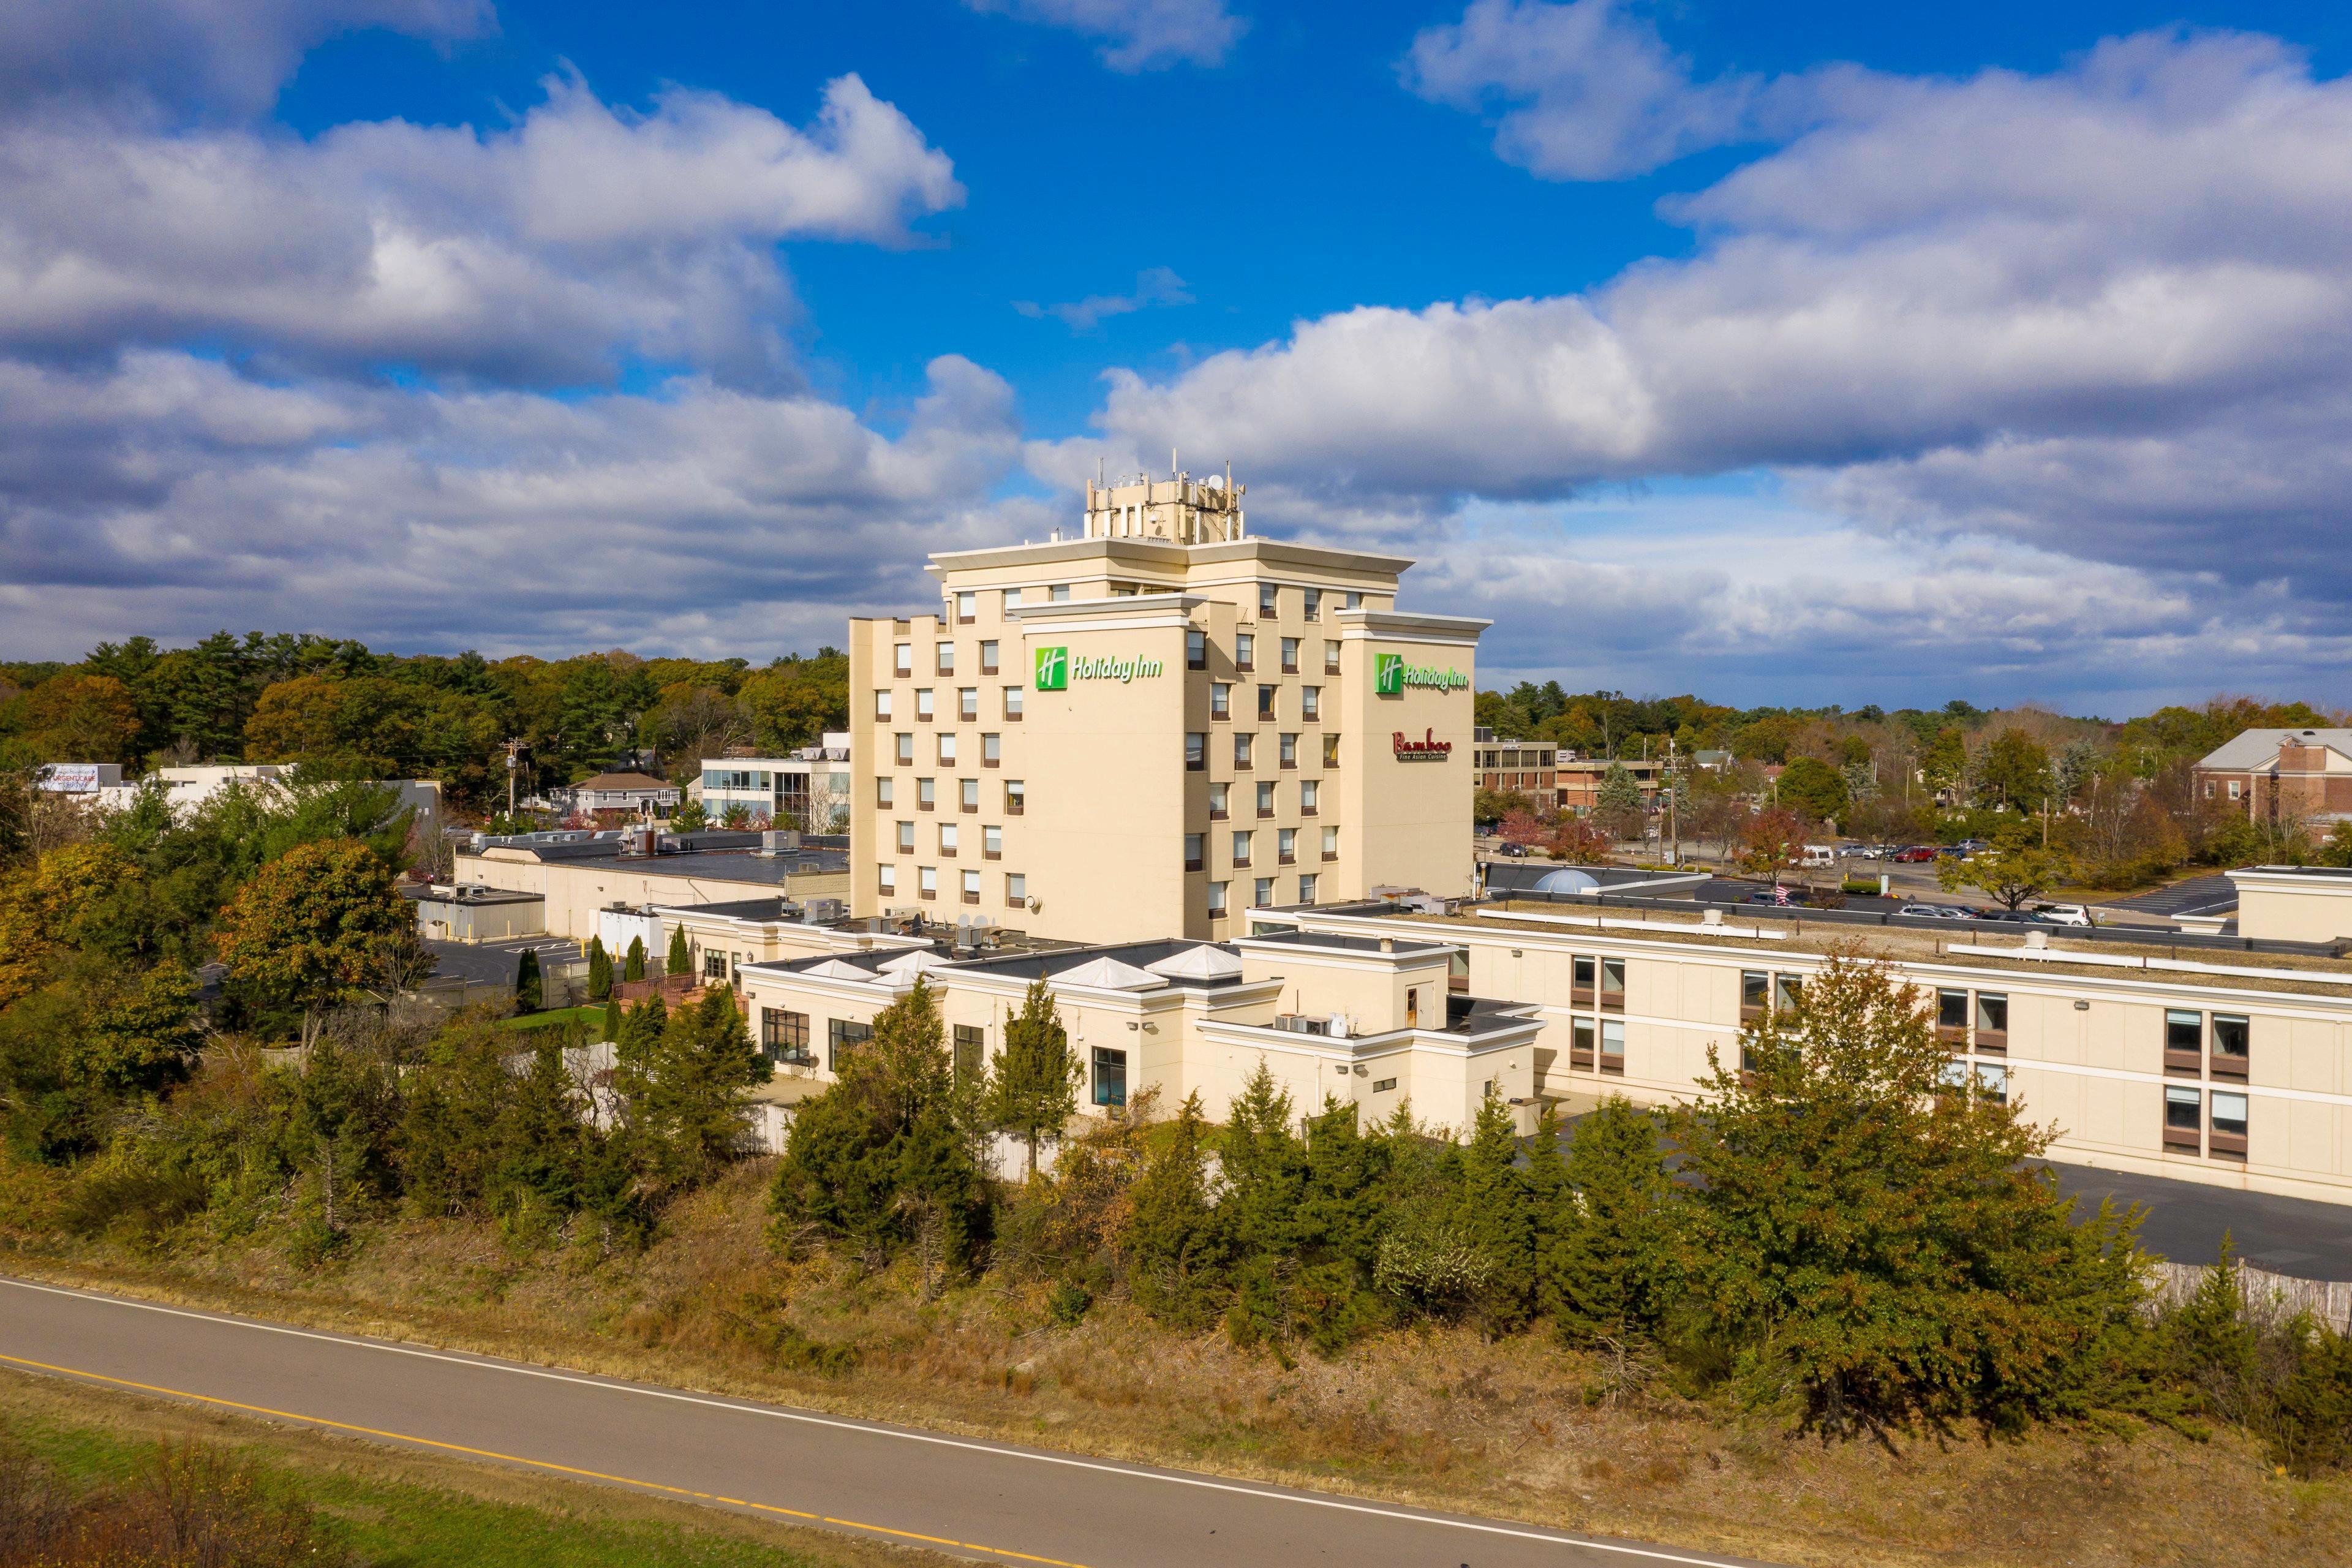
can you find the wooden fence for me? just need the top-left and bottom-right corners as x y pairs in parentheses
(2152, 1260), (2352, 1333)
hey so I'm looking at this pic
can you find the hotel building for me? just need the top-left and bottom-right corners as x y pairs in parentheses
(846, 470), (1487, 946)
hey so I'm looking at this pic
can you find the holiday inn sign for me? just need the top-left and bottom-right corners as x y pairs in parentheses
(1374, 654), (1471, 696)
(1033, 646), (1164, 690)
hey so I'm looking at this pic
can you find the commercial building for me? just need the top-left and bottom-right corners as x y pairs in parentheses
(846, 467), (1487, 947)
(1472, 730), (1559, 807)
(699, 736), (853, 831)
(35, 763), (124, 794)
(453, 829), (850, 942)
(2193, 729), (2352, 824)
(91, 765), (441, 833)
(1554, 754), (1665, 815)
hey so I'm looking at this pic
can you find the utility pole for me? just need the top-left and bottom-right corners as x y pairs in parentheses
(503, 737), (526, 822)
(1667, 736), (1681, 867)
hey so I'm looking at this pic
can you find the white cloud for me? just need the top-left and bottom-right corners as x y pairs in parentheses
(0, 350), (1028, 657)
(0, 72), (962, 386)
(1052, 26), (2352, 627)
(1014, 266), (1193, 330)
(0, 0), (496, 121)
(964, 0), (1245, 71)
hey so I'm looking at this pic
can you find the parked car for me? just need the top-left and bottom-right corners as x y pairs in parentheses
(1496, 842), (1530, 858)
(1891, 845), (1937, 863)
(2033, 902), (2095, 927)
(1934, 845), (1967, 860)
(1898, 902), (1975, 919)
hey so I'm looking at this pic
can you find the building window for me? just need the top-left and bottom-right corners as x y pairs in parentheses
(1259, 583), (1278, 617)
(2212, 1013), (2250, 1079)
(1344, 592), (1362, 609)
(917, 777), (936, 810)
(1973, 992), (2008, 1052)
(1047, 583), (1070, 602)
(1324, 640), (1341, 674)
(1322, 733), (1341, 769)
(1280, 637), (1299, 674)
(1300, 779), (1319, 815)
(1302, 687), (1320, 722)
(1278, 827), (1296, 864)
(1003, 685), (1023, 720)
(959, 688), (978, 722)
(894, 643), (912, 677)
(1212, 683), (1231, 719)
(2163, 1085), (2202, 1150)
(1741, 970), (1768, 1022)
(914, 688), (935, 722)
(2228, 779), (2242, 800)
(1298, 873), (1317, 903)
(918, 865), (938, 899)
(1208, 881), (1229, 918)
(1600, 1019), (1626, 1074)
(970, 823), (995, 861)
(1405, 986), (1420, 1028)
(762, 1009), (812, 1066)
(1256, 780), (1275, 816)
(958, 777), (978, 812)
(954, 1024), (985, 1084)
(940, 822), (959, 854)
(938, 733), (957, 765)
(1772, 973), (1800, 1013)
(1303, 588), (1321, 620)
(1232, 830), (1251, 866)
(878, 864), (895, 896)
(1006, 779), (1025, 815)
(895, 733), (914, 766)
(2165, 1009), (2204, 1076)
(937, 642), (955, 676)
(1602, 957), (1627, 1010)
(2210, 1090), (2249, 1158)
(1235, 633), (1254, 671)
(1280, 733), (1298, 768)
(1936, 987), (1967, 1041)
(1571, 1017), (1596, 1071)
(955, 591), (976, 625)
(1093, 1046), (1128, 1108)
(1186, 629), (1207, 670)
(1254, 876), (1274, 907)
(704, 950), (729, 982)
(1184, 832), (1204, 872)
(1006, 872), (1027, 905)
(1234, 733), (1254, 769)
(1208, 782), (1229, 819)
(962, 869), (981, 904)
(980, 640), (1000, 674)
(876, 777), (894, 808)
(828, 1017), (872, 1073)
(981, 732), (1001, 767)
(873, 689), (892, 719)
(1185, 733), (1206, 771)
(1975, 1061), (2008, 1105)
(1372, 1076), (1395, 1093)
(1321, 824), (1338, 859)
(895, 821), (914, 853)
(1257, 684), (1276, 721)
(1002, 587), (1022, 612)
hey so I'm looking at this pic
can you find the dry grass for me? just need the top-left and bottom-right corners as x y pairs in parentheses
(4, 1160), (2346, 1568)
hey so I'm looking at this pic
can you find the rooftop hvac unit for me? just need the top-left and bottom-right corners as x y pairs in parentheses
(804, 898), (846, 923)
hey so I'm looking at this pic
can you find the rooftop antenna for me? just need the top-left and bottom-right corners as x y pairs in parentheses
(1170, 447), (1178, 481)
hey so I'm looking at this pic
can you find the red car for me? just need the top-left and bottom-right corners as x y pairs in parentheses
(1891, 845), (1937, 863)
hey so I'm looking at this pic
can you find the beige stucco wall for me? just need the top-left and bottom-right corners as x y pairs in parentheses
(453, 851), (848, 941)
(2234, 875), (2352, 942)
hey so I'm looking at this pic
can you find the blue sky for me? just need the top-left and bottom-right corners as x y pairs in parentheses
(6, 0), (2352, 713)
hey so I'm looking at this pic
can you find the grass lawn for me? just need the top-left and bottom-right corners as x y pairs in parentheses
(0, 1371), (941, 1568)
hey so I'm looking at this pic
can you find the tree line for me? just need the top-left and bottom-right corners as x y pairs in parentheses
(772, 959), (2352, 1462)
(0, 631), (850, 809)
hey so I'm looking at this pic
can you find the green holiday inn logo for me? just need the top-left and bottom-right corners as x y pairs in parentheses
(1033, 646), (1163, 690)
(1375, 653), (1468, 696)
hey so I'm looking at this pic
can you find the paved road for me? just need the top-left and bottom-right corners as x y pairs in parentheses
(0, 1278), (1771, 1568)
(2049, 1163), (2352, 1280)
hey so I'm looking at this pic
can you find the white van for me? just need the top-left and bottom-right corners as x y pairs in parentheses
(1798, 844), (1839, 869)
(2032, 902), (2095, 927)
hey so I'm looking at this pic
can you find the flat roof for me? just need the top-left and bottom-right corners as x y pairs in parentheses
(951, 939), (1251, 987)
(559, 849), (849, 885)
(1241, 928), (1455, 958)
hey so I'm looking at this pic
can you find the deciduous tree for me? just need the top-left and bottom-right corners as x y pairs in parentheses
(213, 839), (410, 1047)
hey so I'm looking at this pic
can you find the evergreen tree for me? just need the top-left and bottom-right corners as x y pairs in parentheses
(586, 936), (612, 1000)
(602, 1000), (622, 1041)
(1453, 1091), (1538, 1332)
(1552, 1096), (1675, 1343)
(1124, 1091), (1224, 1329)
(665, 923), (690, 980)
(513, 948), (541, 1012)
(624, 935), (646, 982)
(1216, 1062), (1306, 1342)
(1672, 954), (2149, 1434)
(983, 976), (1079, 1177)
(614, 990), (764, 1192)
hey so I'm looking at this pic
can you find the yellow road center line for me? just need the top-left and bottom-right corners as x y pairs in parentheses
(0, 1352), (1087, 1568)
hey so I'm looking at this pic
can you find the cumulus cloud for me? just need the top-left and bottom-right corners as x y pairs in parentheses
(0, 350), (1028, 656)
(0, 0), (496, 121)
(1014, 266), (1193, 330)
(963, 0), (1245, 71)
(1053, 26), (2352, 621)
(0, 71), (962, 387)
